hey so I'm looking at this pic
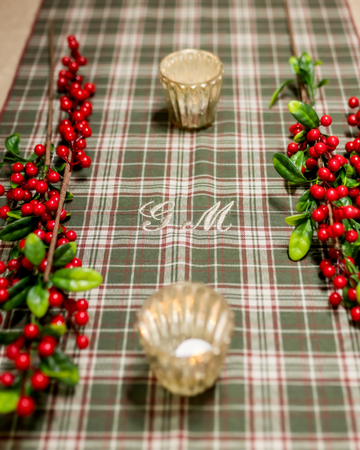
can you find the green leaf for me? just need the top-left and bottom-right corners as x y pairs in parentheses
(24, 233), (45, 266)
(5, 134), (20, 155)
(345, 178), (360, 188)
(288, 218), (313, 261)
(10, 244), (21, 260)
(344, 164), (356, 178)
(288, 100), (320, 129)
(314, 60), (322, 66)
(290, 151), (305, 172)
(40, 348), (79, 386)
(285, 212), (309, 226)
(334, 196), (352, 207)
(293, 129), (308, 143)
(41, 323), (67, 337)
(0, 331), (22, 345)
(269, 79), (294, 107)
(0, 216), (38, 242)
(49, 183), (73, 201)
(288, 56), (299, 74)
(317, 79), (328, 88)
(2, 286), (31, 311)
(299, 52), (315, 85)
(53, 243), (77, 268)
(273, 153), (308, 184)
(52, 268), (102, 292)
(0, 389), (20, 414)
(26, 285), (49, 318)
(6, 212), (22, 220)
(296, 189), (311, 212)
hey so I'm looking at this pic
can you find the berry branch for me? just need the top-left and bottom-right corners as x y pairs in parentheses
(0, 35), (101, 417)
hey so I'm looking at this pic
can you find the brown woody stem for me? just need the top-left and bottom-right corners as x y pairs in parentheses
(45, 21), (54, 167)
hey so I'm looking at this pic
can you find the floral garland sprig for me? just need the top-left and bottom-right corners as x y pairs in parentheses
(0, 35), (101, 417)
(273, 100), (360, 319)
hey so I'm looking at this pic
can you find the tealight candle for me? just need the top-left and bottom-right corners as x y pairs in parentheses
(174, 338), (212, 358)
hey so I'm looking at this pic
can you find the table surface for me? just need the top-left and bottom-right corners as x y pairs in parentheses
(1, 0), (360, 449)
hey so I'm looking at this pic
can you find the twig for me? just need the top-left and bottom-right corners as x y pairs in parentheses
(45, 21), (54, 167)
(284, 0), (340, 250)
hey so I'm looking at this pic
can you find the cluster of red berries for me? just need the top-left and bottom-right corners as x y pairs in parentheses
(0, 297), (89, 416)
(0, 36), (95, 416)
(57, 35), (95, 169)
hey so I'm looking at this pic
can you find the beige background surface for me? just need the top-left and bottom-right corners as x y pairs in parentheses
(0, 0), (359, 111)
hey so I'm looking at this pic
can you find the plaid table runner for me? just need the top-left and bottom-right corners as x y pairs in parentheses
(0, 0), (360, 448)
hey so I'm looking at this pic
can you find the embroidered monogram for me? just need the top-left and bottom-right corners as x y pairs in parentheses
(139, 200), (234, 233)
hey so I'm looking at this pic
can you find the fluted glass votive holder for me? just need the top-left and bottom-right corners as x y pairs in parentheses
(137, 282), (234, 396)
(159, 49), (224, 130)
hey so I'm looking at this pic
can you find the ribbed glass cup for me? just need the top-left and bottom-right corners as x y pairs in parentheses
(159, 49), (224, 130)
(137, 282), (234, 396)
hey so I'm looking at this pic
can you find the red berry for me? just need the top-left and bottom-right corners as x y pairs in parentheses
(0, 288), (8, 303)
(71, 257), (82, 267)
(74, 311), (89, 326)
(314, 142), (327, 156)
(17, 396), (35, 416)
(80, 105), (91, 117)
(68, 61), (79, 73)
(320, 115), (332, 127)
(31, 372), (49, 391)
(326, 188), (338, 202)
(0, 205), (10, 220)
(80, 156), (92, 168)
(56, 238), (69, 247)
(336, 185), (348, 199)
(328, 173), (336, 183)
(36, 181), (48, 194)
(46, 198), (59, 212)
(46, 220), (56, 231)
(15, 352), (30, 371)
(12, 188), (24, 201)
(8, 259), (20, 271)
(0, 278), (9, 289)
(307, 129), (320, 141)
(27, 178), (38, 190)
(351, 306), (360, 321)
(348, 97), (359, 108)
(322, 264), (335, 278)
(306, 158), (317, 170)
(23, 324), (39, 340)
(60, 97), (72, 111)
(12, 162), (24, 173)
(77, 56), (87, 66)
(65, 230), (77, 241)
(310, 185), (325, 200)
(62, 56), (71, 66)
(33, 203), (46, 216)
(6, 344), (19, 360)
(21, 257), (34, 271)
(38, 340), (55, 357)
(332, 222), (345, 237)
(77, 335), (89, 349)
(329, 292), (342, 307)
(347, 288), (357, 302)
(38, 258), (48, 273)
(287, 142), (298, 154)
(64, 130), (75, 142)
(49, 289), (63, 307)
(75, 139), (87, 150)
(82, 127), (92, 138)
(317, 228), (328, 241)
(312, 208), (326, 223)
(20, 204), (33, 216)
(44, 232), (53, 245)
(47, 171), (60, 183)
(343, 205), (357, 219)
(10, 173), (24, 185)
(348, 114), (358, 126)
(0, 372), (14, 387)
(57, 145), (69, 158)
(333, 275), (347, 289)
(60, 209), (67, 220)
(345, 230), (358, 242)
(77, 299), (88, 310)
(0, 262), (5, 274)
(84, 82), (96, 95)
(328, 158), (340, 173)
(348, 188), (359, 198)
(34, 144), (46, 156)
(0, 185), (4, 197)
(318, 167), (330, 181)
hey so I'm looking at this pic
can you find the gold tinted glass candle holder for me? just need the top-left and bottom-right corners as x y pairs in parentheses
(137, 282), (234, 396)
(159, 49), (224, 130)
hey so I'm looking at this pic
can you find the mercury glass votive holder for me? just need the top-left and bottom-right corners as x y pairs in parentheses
(137, 282), (234, 396)
(159, 49), (224, 130)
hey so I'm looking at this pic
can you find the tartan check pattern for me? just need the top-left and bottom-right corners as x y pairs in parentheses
(0, 0), (360, 448)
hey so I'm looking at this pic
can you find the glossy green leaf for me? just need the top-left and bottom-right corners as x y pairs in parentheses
(27, 285), (49, 318)
(299, 52), (315, 85)
(288, 56), (299, 74)
(24, 233), (45, 266)
(293, 129), (307, 143)
(5, 134), (20, 155)
(288, 218), (313, 261)
(314, 60), (322, 66)
(285, 212), (309, 226)
(290, 151), (305, 171)
(0, 389), (20, 414)
(317, 79), (329, 88)
(296, 190), (312, 212)
(9, 244), (21, 260)
(334, 196), (352, 207)
(6, 212), (22, 220)
(0, 331), (22, 345)
(269, 79), (294, 107)
(52, 268), (102, 292)
(40, 348), (79, 386)
(0, 216), (38, 242)
(345, 178), (360, 188)
(2, 287), (31, 311)
(273, 153), (308, 184)
(288, 100), (320, 129)
(53, 243), (76, 267)
(344, 164), (356, 178)
(42, 323), (67, 337)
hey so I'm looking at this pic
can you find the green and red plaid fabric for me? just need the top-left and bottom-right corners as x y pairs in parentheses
(1, 0), (360, 448)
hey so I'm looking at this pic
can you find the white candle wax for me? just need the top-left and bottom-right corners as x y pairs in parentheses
(174, 338), (212, 358)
